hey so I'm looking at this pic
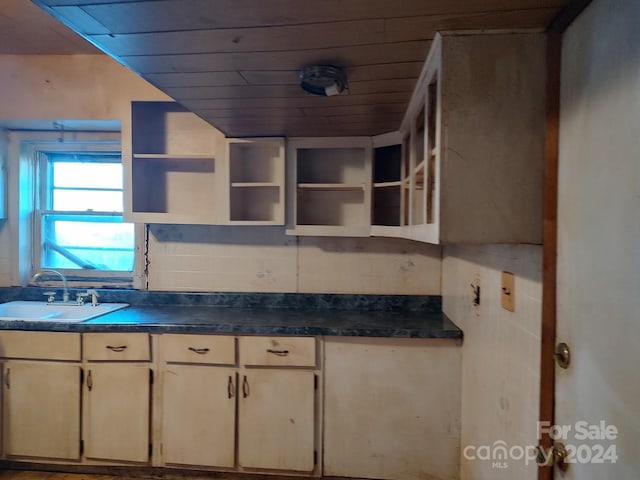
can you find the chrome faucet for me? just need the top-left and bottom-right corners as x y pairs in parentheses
(86, 289), (100, 307)
(30, 269), (70, 303)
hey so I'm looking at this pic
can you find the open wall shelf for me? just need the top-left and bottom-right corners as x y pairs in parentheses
(287, 138), (372, 237)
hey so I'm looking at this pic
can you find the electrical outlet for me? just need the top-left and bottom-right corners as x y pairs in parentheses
(501, 271), (515, 312)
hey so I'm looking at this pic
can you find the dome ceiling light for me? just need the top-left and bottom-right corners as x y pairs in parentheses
(299, 65), (348, 96)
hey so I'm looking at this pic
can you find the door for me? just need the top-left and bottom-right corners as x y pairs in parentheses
(555, 0), (640, 477)
(84, 364), (150, 462)
(162, 364), (236, 467)
(238, 369), (315, 472)
(3, 361), (80, 460)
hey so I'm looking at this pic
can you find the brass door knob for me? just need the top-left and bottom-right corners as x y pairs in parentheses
(555, 342), (571, 369)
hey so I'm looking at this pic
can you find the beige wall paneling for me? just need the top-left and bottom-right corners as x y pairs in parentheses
(556, 0), (640, 477)
(324, 337), (461, 480)
(442, 244), (542, 480)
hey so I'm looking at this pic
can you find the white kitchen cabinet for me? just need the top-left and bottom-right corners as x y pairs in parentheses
(125, 101), (226, 225)
(237, 336), (318, 473)
(83, 333), (151, 463)
(238, 369), (316, 472)
(159, 334), (236, 468)
(0, 331), (81, 461)
(3, 362), (81, 460)
(323, 337), (461, 480)
(286, 137), (372, 237)
(227, 137), (285, 225)
(372, 32), (546, 244)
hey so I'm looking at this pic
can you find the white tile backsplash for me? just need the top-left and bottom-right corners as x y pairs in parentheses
(147, 225), (442, 294)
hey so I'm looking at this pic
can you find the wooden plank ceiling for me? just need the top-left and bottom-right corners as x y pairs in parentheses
(32, 0), (569, 138)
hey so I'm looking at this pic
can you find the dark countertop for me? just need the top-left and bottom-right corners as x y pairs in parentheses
(0, 288), (462, 339)
(0, 305), (461, 339)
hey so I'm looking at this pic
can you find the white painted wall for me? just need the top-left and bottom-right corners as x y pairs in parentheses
(555, 0), (640, 477)
(443, 244), (542, 480)
(0, 54), (442, 295)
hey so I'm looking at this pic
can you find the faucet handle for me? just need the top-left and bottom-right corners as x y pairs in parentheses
(42, 291), (56, 304)
(86, 289), (100, 306)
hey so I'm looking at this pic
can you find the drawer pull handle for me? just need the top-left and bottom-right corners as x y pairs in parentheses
(267, 349), (289, 356)
(106, 345), (127, 352)
(242, 375), (250, 398)
(188, 347), (210, 355)
(87, 370), (93, 391)
(5, 368), (9, 389)
(227, 375), (235, 399)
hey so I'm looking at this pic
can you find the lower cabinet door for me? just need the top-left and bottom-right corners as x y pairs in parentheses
(162, 364), (236, 467)
(84, 363), (150, 463)
(3, 361), (81, 460)
(238, 369), (315, 472)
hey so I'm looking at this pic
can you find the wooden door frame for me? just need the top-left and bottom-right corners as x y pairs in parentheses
(539, 3), (593, 479)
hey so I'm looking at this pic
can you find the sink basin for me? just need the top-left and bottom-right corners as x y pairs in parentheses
(0, 301), (129, 323)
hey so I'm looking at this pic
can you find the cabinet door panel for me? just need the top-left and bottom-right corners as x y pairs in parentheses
(84, 364), (150, 462)
(3, 362), (81, 460)
(238, 370), (315, 472)
(162, 365), (236, 467)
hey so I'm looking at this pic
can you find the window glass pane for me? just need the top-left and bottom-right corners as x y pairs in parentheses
(42, 217), (134, 271)
(53, 190), (124, 212)
(53, 162), (123, 189)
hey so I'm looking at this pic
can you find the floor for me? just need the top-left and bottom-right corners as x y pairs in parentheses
(0, 473), (133, 480)
(0, 471), (345, 480)
(0, 473), (278, 480)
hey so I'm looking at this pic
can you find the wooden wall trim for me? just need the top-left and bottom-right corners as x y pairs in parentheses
(538, 30), (561, 480)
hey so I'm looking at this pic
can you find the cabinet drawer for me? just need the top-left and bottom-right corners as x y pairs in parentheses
(161, 334), (235, 365)
(240, 336), (316, 367)
(83, 333), (150, 361)
(0, 331), (80, 361)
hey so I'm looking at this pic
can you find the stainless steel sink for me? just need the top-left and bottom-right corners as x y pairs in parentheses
(0, 301), (129, 323)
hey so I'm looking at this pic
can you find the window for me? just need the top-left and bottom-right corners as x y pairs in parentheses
(36, 150), (134, 277)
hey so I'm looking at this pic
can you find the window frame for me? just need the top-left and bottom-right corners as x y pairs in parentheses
(31, 138), (136, 286)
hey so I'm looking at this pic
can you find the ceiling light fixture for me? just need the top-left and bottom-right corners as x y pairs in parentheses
(299, 65), (348, 96)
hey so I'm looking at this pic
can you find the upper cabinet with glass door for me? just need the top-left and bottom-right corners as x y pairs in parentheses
(373, 32), (547, 244)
